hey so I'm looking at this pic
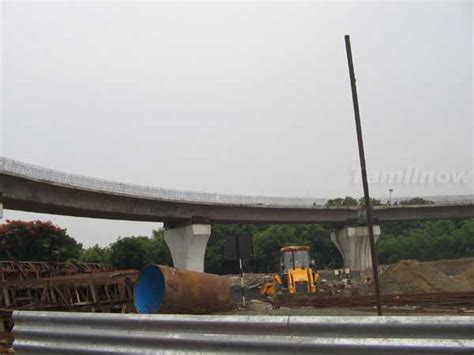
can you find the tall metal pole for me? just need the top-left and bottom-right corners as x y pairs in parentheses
(344, 35), (382, 316)
(235, 235), (246, 307)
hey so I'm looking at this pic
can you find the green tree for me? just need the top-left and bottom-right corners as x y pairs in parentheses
(326, 196), (358, 208)
(205, 224), (266, 274)
(106, 218), (474, 273)
(147, 229), (172, 266)
(80, 244), (111, 264)
(326, 196), (383, 208)
(358, 197), (383, 207)
(253, 224), (343, 272)
(109, 230), (172, 270)
(110, 236), (150, 269)
(400, 197), (434, 205)
(377, 218), (474, 264)
(0, 220), (82, 262)
(204, 224), (343, 274)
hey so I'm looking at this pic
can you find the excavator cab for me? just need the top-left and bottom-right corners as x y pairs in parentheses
(280, 246), (310, 292)
(260, 246), (320, 296)
(280, 246), (318, 294)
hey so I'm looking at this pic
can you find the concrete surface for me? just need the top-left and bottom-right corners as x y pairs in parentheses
(331, 226), (381, 269)
(164, 224), (211, 272)
(1, 170), (473, 224)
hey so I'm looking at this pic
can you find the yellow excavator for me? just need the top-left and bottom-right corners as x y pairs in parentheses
(260, 246), (320, 296)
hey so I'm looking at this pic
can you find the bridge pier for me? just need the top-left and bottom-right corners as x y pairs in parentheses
(331, 225), (381, 269)
(164, 224), (211, 272)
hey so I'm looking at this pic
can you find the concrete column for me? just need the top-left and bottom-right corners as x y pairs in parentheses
(331, 225), (381, 269)
(164, 224), (211, 272)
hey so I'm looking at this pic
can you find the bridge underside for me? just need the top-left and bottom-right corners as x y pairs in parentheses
(1, 173), (473, 225)
(2, 171), (474, 272)
(0, 174), (356, 224)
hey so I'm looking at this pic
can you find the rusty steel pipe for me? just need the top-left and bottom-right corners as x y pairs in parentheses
(134, 265), (230, 314)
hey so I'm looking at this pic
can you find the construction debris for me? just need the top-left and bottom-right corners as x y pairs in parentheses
(277, 291), (474, 310)
(0, 261), (112, 282)
(0, 269), (137, 312)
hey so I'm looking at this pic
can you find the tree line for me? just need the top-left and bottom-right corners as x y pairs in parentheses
(1, 216), (473, 274)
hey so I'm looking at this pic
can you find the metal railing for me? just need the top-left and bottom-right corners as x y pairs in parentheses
(12, 311), (474, 354)
(1, 156), (472, 208)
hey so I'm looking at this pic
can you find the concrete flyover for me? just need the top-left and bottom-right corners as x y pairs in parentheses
(1, 157), (473, 224)
(1, 157), (473, 271)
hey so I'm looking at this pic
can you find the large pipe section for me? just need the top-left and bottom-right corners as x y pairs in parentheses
(134, 265), (230, 314)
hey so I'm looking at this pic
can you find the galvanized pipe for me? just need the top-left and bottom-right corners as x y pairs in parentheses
(134, 264), (230, 314)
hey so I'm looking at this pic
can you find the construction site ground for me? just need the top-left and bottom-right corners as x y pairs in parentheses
(225, 257), (474, 316)
(1, 258), (474, 352)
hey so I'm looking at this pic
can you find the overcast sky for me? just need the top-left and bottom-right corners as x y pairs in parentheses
(1, 1), (472, 247)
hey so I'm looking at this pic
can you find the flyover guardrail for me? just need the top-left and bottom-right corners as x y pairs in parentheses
(12, 311), (474, 354)
(1, 157), (472, 208)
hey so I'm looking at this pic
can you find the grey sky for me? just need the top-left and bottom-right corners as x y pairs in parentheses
(1, 1), (472, 247)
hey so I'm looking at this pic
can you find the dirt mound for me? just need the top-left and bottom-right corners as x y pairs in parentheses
(425, 257), (474, 276)
(354, 259), (474, 295)
(381, 260), (467, 294)
(453, 267), (474, 291)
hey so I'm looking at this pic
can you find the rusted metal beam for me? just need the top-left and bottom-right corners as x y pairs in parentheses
(0, 261), (112, 281)
(0, 269), (137, 312)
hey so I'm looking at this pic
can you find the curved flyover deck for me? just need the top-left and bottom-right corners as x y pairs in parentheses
(0, 157), (473, 224)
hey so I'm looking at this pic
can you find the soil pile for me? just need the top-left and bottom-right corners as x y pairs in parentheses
(453, 267), (474, 291)
(354, 259), (474, 295)
(381, 260), (467, 294)
(426, 257), (474, 276)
